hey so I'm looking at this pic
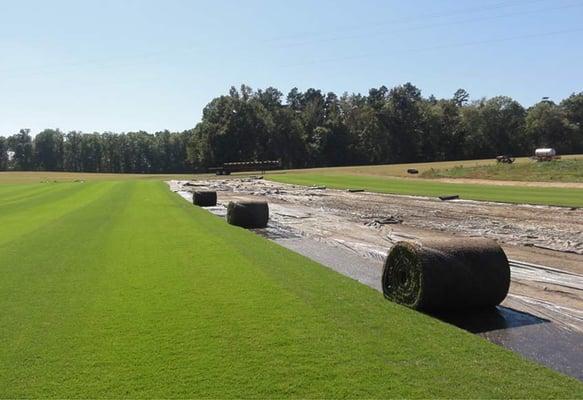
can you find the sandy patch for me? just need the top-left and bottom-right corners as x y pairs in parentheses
(434, 177), (583, 189)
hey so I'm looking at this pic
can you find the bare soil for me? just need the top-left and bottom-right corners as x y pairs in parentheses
(435, 177), (583, 189)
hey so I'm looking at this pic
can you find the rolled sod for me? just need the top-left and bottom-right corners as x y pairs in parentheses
(193, 191), (217, 207)
(382, 238), (510, 312)
(227, 200), (269, 229)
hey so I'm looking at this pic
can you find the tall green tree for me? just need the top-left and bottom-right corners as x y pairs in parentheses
(7, 129), (34, 170)
(560, 92), (583, 152)
(525, 101), (577, 154)
(79, 133), (103, 172)
(382, 83), (424, 163)
(34, 129), (64, 171)
(0, 137), (8, 170)
(63, 131), (83, 172)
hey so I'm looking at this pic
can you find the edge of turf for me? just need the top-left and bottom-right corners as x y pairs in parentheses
(267, 173), (583, 208)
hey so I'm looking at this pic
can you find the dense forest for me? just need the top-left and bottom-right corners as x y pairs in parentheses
(1, 83), (582, 173)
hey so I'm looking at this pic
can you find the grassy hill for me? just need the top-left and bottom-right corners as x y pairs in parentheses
(422, 158), (583, 182)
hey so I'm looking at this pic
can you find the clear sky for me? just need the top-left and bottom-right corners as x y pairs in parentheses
(1, 0), (582, 136)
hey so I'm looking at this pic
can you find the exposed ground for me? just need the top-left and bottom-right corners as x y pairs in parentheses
(422, 177), (583, 189)
(4, 176), (582, 397)
(173, 178), (583, 336)
(422, 158), (583, 183)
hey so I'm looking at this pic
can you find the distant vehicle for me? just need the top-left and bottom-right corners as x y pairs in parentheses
(208, 160), (281, 175)
(496, 155), (515, 164)
(533, 148), (559, 162)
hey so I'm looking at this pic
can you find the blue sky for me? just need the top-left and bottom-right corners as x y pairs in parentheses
(1, 0), (582, 135)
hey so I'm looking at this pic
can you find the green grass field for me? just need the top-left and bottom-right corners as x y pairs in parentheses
(421, 158), (583, 182)
(268, 173), (583, 207)
(0, 171), (195, 184)
(1, 175), (582, 397)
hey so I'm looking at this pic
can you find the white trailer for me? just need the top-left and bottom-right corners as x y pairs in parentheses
(533, 148), (559, 161)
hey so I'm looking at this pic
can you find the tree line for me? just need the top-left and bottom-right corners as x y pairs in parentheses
(2, 83), (582, 172)
(189, 84), (583, 169)
(0, 129), (192, 173)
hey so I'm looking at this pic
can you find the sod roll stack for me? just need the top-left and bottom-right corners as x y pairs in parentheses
(382, 238), (510, 312)
(227, 200), (269, 229)
(193, 191), (217, 207)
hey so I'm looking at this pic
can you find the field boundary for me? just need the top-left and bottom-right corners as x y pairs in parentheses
(267, 173), (583, 208)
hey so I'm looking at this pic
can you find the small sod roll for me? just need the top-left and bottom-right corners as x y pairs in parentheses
(382, 238), (510, 312)
(193, 191), (217, 207)
(227, 200), (269, 229)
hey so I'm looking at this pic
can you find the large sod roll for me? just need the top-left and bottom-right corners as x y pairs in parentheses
(382, 238), (510, 312)
(226, 200), (269, 229)
(192, 191), (217, 207)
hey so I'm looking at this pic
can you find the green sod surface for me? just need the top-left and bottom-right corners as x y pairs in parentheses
(0, 171), (195, 184)
(1, 178), (582, 397)
(268, 173), (583, 207)
(421, 159), (583, 182)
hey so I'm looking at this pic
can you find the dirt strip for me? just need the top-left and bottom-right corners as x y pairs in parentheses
(435, 177), (583, 189)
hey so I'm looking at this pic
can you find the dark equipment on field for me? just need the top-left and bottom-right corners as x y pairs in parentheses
(438, 195), (459, 201)
(347, 189), (365, 193)
(193, 191), (217, 207)
(496, 155), (515, 164)
(209, 160), (281, 176)
(382, 238), (510, 312)
(407, 168), (419, 174)
(227, 201), (269, 229)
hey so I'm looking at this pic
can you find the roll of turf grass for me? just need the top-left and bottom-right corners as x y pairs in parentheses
(382, 238), (510, 312)
(193, 191), (217, 207)
(227, 201), (269, 229)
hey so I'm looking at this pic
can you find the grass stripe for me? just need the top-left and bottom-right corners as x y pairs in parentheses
(0, 182), (119, 247)
(0, 182), (72, 204)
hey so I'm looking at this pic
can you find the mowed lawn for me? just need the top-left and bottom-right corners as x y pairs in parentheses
(0, 178), (582, 398)
(0, 171), (194, 184)
(268, 173), (583, 207)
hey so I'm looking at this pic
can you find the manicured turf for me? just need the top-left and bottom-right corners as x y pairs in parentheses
(0, 171), (194, 184)
(268, 173), (583, 207)
(422, 158), (583, 182)
(1, 178), (582, 397)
